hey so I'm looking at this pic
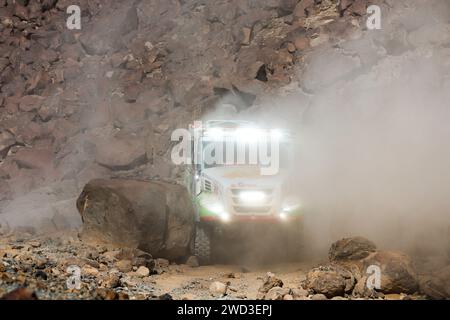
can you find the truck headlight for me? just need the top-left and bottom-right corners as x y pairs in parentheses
(218, 211), (231, 222)
(279, 212), (288, 221)
(239, 191), (266, 204)
(205, 202), (231, 223)
(282, 197), (301, 213)
(282, 204), (301, 213)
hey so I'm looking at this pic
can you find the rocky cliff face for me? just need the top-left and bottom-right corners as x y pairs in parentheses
(0, 0), (379, 229)
(2, 0), (450, 233)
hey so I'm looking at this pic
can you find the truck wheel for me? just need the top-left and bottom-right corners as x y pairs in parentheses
(194, 225), (211, 265)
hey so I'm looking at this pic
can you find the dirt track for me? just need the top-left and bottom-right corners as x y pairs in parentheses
(151, 262), (316, 300)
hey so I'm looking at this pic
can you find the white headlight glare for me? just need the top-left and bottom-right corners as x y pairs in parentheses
(279, 212), (288, 220)
(271, 129), (283, 140)
(209, 202), (224, 213)
(205, 202), (231, 222)
(239, 191), (266, 203)
(219, 212), (231, 222)
(235, 128), (263, 142)
(206, 128), (224, 140)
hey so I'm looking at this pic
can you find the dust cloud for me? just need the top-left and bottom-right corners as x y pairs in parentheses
(211, 0), (450, 259)
(292, 58), (450, 257)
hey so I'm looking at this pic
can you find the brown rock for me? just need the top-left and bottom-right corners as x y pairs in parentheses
(82, 265), (100, 277)
(154, 258), (170, 274)
(115, 260), (133, 273)
(0, 131), (15, 159)
(291, 288), (309, 299)
(329, 237), (377, 262)
(259, 272), (284, 294)
(41, 0), (58, 11)
(1, 287), (38, 300)
(123, 84), (142, 103)
(95, 137), (148, 171)
(265, 287), (290, 300)
(12, 148), (53, 170)
(102, 274), (121, 288)
(135, 266), (150, 277)
(339, 0), (354, 14)
(19, 95), (44, 112)
(77, 179), (195, 261)
(294, 36), (310, 51)
(38, 104), (57, 122)
(186, 256), (199, 268)
(304, 265), (356, 298)
(210, 281), (227, 296)
(349, 0), (368, 16)
(28, 241), (41, 248)
(95, 288), (128, 300)
(286, 42), (296, 53)
(13, 4), (29, 21)
(352, 276), (382, 298)
(361, 251), (419, 295)
(4, 96), (20, 114)
(293, 0), (315, 18)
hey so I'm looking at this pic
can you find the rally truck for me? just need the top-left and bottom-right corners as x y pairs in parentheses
(187, 120), (304, 264)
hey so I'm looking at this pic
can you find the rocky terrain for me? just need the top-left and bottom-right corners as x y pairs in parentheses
(1, 0), (450, 300)
(1, 232), (449, 300)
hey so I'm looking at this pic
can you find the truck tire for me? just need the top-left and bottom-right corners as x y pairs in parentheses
(194, 225), (211, 265)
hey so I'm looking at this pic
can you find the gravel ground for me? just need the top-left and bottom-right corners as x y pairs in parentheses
(0, 231), (435, 300)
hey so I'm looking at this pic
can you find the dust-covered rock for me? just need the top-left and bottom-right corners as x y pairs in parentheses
(329, 237), (377, 262)
(361, 251), (419, 295)
(0, 131), (15, 159)
(77, 179), (195, 261)
(265, 287), (291, 300)
(258, 272), (284, 294)
(210, 281), (227, 296)
(303, 265), (356, 298)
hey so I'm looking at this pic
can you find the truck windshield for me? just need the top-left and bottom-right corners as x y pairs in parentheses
(202, 141), (290, 170)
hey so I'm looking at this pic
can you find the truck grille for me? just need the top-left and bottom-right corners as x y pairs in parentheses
(233, 206), (272, 214)
(230, 188), (275, 215)
(204, 179), (212, 192)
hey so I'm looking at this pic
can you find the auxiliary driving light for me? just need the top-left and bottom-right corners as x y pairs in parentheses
(279, 212), (288, 221)
(235, 128), (263, 142)
(239, 191), (266, 204)
(219, 212), (231, 223)
(206, 202), (231, 223)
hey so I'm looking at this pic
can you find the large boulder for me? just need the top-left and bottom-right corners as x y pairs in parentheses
(329, 236), (377, 262)
(76, 179), (195, 261)
(321, 237), (420, 296)
(361, 251), (419, 295)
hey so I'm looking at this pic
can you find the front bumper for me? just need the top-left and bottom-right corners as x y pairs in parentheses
(195, 193), (303, 223)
